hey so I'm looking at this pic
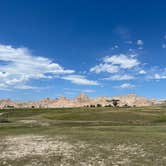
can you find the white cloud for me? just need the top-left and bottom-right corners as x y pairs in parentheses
(90, 54), (139, 74)
(90, 63), (119, 73)
(0, 44), (74, 89)
(146, 68), (166, 80)
(152, 73), (166, 80)
(162, 44), (166, 49)
(136, 40), (144, 50)
(111, 45), (119, 50)
(117, 83), (135, 89)
(139, 70), (146, 74)
(61, 75), (99, 85)
(103, 54), (139, 69)
(104, 74), (135, 81)
(15, 85), (39, 90)
(90, 52), (166, 84)
(136, 40), (144, 46)
(114, 45), (119, 48)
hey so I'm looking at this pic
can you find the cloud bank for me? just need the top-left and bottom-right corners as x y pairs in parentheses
(0, 44), (99, 89)
(90, 54), (140, 74)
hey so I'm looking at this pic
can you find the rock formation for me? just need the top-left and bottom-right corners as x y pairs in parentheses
(111, 94), (153, 107)
(0, 93), (164, 109)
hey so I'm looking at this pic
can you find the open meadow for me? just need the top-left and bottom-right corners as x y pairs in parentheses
(0, 106), (166, 166)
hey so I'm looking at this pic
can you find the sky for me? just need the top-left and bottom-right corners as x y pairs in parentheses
(0, 0), (166, 100)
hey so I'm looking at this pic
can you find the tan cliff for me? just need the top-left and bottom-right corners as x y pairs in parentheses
(0, 93), (164, 109)
(111, 94), (153, 107)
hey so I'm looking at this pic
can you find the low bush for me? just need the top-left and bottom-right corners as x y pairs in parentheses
(0, 118), (10, 123)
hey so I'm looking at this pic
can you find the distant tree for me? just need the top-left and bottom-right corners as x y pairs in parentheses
(104, 104), (112, 107)
(0, 118), (10, 123)
(97, 104), (102, 107)
(123, 104), (129, 107)
(90, 105), (95, 107)
(111, 99), (120, 107)
(7, 105), (14, 109)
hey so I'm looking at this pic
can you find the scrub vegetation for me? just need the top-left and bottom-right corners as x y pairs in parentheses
(0, 106), (166, 166)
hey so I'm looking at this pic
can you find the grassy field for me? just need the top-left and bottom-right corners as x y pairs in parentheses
(0, 106), (166, 166)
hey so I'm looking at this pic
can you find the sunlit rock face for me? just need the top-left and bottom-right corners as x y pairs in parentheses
(75, 93), (90, 103)
(0, 93), (163, 109)
(0, 99), (18, 109)
(111, 94), (153, 107)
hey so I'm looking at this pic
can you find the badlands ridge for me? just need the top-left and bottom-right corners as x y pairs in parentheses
(0, 93), (165, 109)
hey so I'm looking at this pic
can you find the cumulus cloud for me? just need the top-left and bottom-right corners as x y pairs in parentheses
(117, 83), (135, 89)
(151, 73), (166, 80)
(90, 63), (119, 74)
(139, 70), (146, 74)
(145, 67), (166, 80)
(103, 54), (139, 69)
(90, 54), (140, 74)
(136, 40), (144, 46)
(90, 51), (166, 84)
(0, 44), (74, 89)
(61, 75), (99, 85)
(136, 40), (144, 50)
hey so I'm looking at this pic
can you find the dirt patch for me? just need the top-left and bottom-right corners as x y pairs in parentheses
(18, 120), (50, 126)
(0, 113), (4, 116)
(0, 135), (74, 160)
(0, 135), (150, 166)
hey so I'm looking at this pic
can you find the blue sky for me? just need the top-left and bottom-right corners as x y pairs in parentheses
(0, 0), (166, 100)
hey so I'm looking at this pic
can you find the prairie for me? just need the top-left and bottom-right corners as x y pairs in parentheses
(0, 106), (166, 166)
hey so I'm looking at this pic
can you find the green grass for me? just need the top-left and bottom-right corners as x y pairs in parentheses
(0, 106), (166, 165)
(0, 106), (166, 135)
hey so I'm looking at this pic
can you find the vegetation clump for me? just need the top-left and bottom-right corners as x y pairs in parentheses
(0, 118), (10, 123)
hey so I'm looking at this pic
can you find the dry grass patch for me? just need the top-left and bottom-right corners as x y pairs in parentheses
(0, 135), (153, 166)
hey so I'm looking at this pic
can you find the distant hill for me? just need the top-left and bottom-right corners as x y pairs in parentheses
(0, 93), (164, 109)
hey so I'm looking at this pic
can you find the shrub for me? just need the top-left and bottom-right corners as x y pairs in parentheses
(0, 118), (10, 123)
(97, 104), (102, 107)
(105, 104), (112, 107)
